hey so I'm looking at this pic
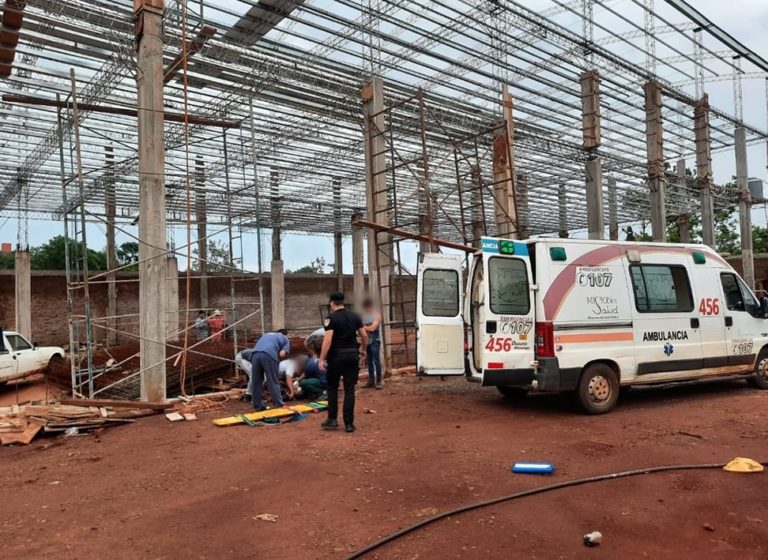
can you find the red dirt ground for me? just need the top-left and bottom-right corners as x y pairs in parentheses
(1, 376), (767, 560)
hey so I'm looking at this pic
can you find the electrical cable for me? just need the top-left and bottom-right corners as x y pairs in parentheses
(345, 459), (768, 560)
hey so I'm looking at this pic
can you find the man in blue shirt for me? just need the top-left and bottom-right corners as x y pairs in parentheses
(251, 329), (290, 410)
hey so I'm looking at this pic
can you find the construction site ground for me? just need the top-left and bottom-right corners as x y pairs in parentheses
(1, 375), (767, 560)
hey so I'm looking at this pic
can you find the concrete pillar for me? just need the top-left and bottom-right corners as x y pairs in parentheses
(608, 178), (618, 240)
(492, 85), (518, 238)
(735, 126), (754, 287)
(14, 250), (31, 340)
(581, 70), (604, 240)
(694, 95), (715, 248)
(104, 145), (117, 346)
(516, 173), (528, 238)
(270, 169), (284, 329)
(585, 160), (604, 239)
(558, 184), (568, 238)
(333, 178), (343, 292)
(362, 76), (391, 371)
(644, 80), (666, 242)
(166, 256), (179, 341)
(194, 156), (208, 310)
(352, 212), (365, 310)
(471, 165), (485, 247)
(675, 159), (690, 243)
(135, 0), (167, 402)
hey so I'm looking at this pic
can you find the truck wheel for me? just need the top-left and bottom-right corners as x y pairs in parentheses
(497, 386), (528, 399)
(577, 364), (619, 414)
(748, 351), (768, 390)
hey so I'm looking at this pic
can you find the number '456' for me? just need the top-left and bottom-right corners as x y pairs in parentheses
(485, 337), (512, 352)
(698, 298), (720, 316)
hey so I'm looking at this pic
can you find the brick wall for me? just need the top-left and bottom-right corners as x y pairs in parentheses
(0, 270), (415, 347)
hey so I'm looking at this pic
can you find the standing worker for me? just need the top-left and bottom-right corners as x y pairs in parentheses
(361, 297), (383, 389)
(195, 310), (209, 341)
(251, 329), (290, 411)
(209, 310), (225, 341)
(319, 292), (367, 433)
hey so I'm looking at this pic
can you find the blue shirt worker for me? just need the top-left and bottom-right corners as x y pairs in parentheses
(319, 292), (367, 433)
(299, 356), (327, 400)
(251, 329), (290, 411)
(361, 297), (383, 389)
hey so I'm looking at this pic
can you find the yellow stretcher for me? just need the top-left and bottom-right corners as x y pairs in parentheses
(213, 402), (327, 427)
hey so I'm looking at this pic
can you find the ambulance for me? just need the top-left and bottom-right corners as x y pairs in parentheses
(416, 237), (768, 413)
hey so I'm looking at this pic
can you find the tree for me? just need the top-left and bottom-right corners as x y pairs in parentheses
(0, 251), (14, 269)
(289, 256), (328, 274)
(31, 235), (107, 270)
(117, 241), (139, 270)
(192, 239), (231, 273)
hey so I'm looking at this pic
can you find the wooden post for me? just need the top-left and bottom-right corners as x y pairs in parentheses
(492, 85), (518, 238)
(135, 0), (166, 402)
(14, 250), (31, 339)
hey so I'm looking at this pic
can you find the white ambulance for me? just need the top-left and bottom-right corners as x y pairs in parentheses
(416, 237), (768, 413)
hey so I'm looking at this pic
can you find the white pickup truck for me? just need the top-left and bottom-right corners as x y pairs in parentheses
(0, 330), (65, 384)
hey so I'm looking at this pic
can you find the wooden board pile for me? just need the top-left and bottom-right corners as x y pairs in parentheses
(0, 403), (137, 446)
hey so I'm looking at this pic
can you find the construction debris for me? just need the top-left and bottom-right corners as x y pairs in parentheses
(0, 403), (137, 446)
(165, 412), (185, 422)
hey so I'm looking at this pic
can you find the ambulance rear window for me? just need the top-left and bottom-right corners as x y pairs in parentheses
(422, 269), (460, 317)
(488, 257), (530, 315)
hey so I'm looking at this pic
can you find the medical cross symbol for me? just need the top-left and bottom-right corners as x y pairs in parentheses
(663, 343), (674, 356)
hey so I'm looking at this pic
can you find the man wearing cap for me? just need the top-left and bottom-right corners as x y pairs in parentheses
(251, 329), (290, 411)
(209, 310), (225, 341)
(319, 292), (368, 433)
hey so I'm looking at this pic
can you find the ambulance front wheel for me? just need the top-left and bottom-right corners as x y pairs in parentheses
(748, 351), (768, 390)
(577, 364), (619, 414)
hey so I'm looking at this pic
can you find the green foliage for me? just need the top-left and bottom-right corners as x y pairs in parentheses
(753, 226), (768, 254)
(31, 235), (107, 271)
(117, 241), (139, 270)
(0, 251), (14, 269)
(288, 256), (328, 274)
(193, 239), (232, 273)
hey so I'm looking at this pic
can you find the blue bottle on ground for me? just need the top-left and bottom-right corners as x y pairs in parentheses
(512, 462), (555, 474)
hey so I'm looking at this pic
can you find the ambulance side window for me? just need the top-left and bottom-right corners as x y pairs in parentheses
(720, 273), (760, 316)
(422, 269), (460, 317)
(629, 264), (693, 313)
(488, 258), (530, 315)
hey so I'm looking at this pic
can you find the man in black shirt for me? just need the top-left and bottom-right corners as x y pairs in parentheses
(319, 292), (368, 433)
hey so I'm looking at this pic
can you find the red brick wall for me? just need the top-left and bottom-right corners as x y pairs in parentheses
(0, 271), (415, 347)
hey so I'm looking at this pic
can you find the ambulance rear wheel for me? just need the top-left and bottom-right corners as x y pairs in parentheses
(497, 386), (528, 399)
(748, 351), (768, 390)
(577, 364), (619, 414)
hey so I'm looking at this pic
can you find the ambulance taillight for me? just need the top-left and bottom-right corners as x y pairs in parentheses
(535, 322), (555, 358)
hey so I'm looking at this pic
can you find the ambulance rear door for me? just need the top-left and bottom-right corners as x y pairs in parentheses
(416, 252), (465, 375)
(478, 238), (536, 385)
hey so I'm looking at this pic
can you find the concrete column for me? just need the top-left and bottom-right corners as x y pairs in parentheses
(104, 145), (117, 346)
(194, 156), (208, 310)
(492, 85), (518, 238)
(644, 80), (666, 242)
(581, 70), (604, 240)
(136, 0), (166, 401)
(14, 250), (31, 340)
(516, 173), (528, 238)
(333, 178), (343, 292)
(471, 165), (485, 247)
(694, 95), (715, 248)
(362, 76), (391, 371)
(166, 256), (179, 341)
(735, 126), (754, 288)
(585, 160), (604, 239)
(270, 169), (284, 329)
(675, 158), (690, 243)
(558, 184), (568, 238)
(608, 178), (618, 240)
(352, 213), (365, 310)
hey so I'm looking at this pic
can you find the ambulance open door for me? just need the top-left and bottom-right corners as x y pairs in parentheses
(416, 253), (465, 376)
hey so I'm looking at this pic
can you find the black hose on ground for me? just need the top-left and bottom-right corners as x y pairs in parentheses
(346, 460), (767, 559)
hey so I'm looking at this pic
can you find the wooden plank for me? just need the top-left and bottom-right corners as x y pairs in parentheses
(213, 403), (319, 427)
(59, 398), (173, 410)
(1, 420), (42, 445)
